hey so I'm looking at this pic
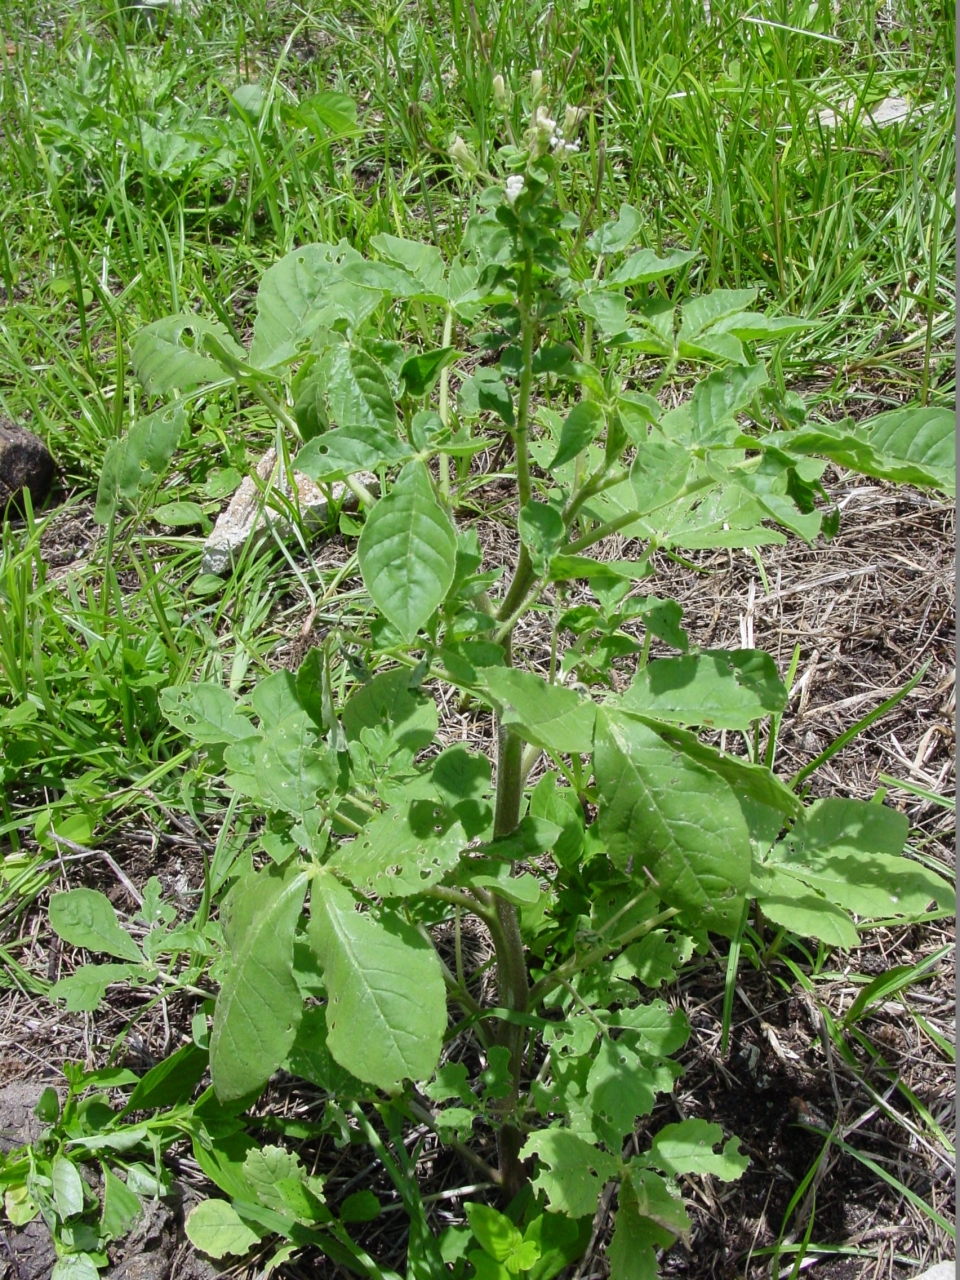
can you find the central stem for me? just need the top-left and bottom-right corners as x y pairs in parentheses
(491, 721), (530, 1198)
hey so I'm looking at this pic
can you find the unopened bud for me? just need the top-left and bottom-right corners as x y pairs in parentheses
(492, 73), (509, 108)
(529, 68), (543, 101)
(562, 103), (587, 140)
(449, 135), (479, 175)
(505, 174), (525, 205)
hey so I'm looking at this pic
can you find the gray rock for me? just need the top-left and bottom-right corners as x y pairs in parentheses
(201, 447), (372, 576)
(0, 422), (55, 512)
(911, 1264), (955, 1280)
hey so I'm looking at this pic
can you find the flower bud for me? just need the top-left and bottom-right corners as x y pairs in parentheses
(529, 68), (543, 101)
(562, 103), (587, 140)
(449, 135), (479, 175)
(492, 73), (510, 108)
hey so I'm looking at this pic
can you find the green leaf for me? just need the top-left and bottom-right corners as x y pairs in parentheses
(853, 405), (955, 496)
(358, 462), (457, 642)
(585, 1038), (660, 1147)
(400, 347), (458, 397)
(477, 814), (563, 860)
(132, 315), (245, 395)
(750, 860), (860, 948)
(645, 1119), (749, 1180)
(342, 667), (438, 752)
(518, 501), (565, 572)
(327, 344), (398, 431)
(594, 711), (751, 936)
(687, 364), (768, 441)
(50, 963), (142, 1012)
(629, 439), (690, 516)
(768, 412), (955, 496)
(577, 290), (630, 337)
(679, 289), (758, 341)
(708, 312), (813, 341)
(210, 864), (308, 1101)
(160, 683), (258, 745)
(326, 801), (466, 898)
(308, 875), (446, 1092)
(483, 669), (596, 754)
(465, 1203), (526, 1264)
(618, 650), (787, 730)
(249, 244), (376, 368)
(284, 1005), (366, 1096)
(100, 1166), (142, 1241)
(256, 712), (337, 817)
(587, 204), (643, 255)
(294, 90), (360, 138)
(607, 248), (698, 286)
(606, 1176), (668, 1280)
(295, 424), (411, 482)
(125, 1042), (208, 1113)
(369, 234), (447, 295)
(460, 369), (515, 426)
(52, 1154), (85, 1219)
(95, 403), (188, 523)
(774, 797), (952, 918)
(341, 1190), (382, 1222)
(243, 1146), (305, 1212)
(547, 401), (604, 470)
(51, 1257), (100, 1280)
(49, 890), (143, 963)
(152, 500), (210, 530)
(185, 1199), (260, 1259)
(627, 1167), (691, 1244)
(521, 1130), (619, 1217)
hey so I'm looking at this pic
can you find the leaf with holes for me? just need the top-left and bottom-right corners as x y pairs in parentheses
(326, 801), (466, 898)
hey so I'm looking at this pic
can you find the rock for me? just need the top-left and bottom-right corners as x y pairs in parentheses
(201, 447), (373, 576)
(910, 1264), (955, 1280)
(0, 1080), (46, 1152)
(0, 422), (55, 513)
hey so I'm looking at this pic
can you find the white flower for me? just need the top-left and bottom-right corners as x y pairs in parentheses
(505, 175), (525, 204)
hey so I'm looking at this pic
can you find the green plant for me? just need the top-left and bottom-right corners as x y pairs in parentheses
(46, 75), (955, 1278)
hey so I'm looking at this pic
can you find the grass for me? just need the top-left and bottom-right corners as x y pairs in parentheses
(0, 0), (953, 1272)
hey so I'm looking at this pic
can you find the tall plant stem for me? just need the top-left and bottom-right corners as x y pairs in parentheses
(497, 252), (538, 623)
(490, 721), (530, 1198)
(438, 305), (455, 503)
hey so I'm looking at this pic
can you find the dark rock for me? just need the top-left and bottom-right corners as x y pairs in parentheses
(0, 1081), (45, 1152)
(0, 422), (55, 513)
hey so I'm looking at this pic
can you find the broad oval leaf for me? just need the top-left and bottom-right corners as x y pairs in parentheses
(607, 248), (698, 287)
(358, 462), (457, 641)
(308, 875), (446, 1092)
(327, 344), (398, 431)
(49, 890), (143, 963)
(95, 403), (188, 524)
(594, 711), (750, 936)
(629, 440), (690, 517)
(185, 1200), (260, 1259)
(159, 683), (258, 745)
(854, 405), (954, 496)
(547, 401), (604, 470)
(132, 315), (244, 397)
(210, 864), (308, 1101)
(618, 650), (787, 730)
(483, 668), (596, 755)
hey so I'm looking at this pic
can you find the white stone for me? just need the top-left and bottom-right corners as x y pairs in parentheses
(817, 95), (926, 130)
(200, 448), (371, 576)
(910, 1264), (954, 1280)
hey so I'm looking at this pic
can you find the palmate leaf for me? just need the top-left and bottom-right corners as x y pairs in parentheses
(209, 863), (308, 1101)
(358, 462), (457, 641)
(308, 875), (446, 1092)
(594, 711), (750, 936)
